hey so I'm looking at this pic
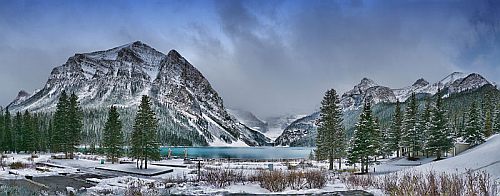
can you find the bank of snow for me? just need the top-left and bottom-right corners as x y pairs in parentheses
(411, 134), (500, 179)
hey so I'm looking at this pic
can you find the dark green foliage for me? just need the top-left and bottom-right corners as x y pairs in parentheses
(419, 98), (432, 154)
(482, 93), (494, 138)
(13, 112), (22, 152)
(494, 103), (500, 134)
(131, 95), (160, 169)
(67, 93), (83, 158)
(51, 91), (83, 158)
(387, 101), (402, 157)
(348, 101), (381, 173)
(427, 90), (453, 159)
(316, 89), (346, 170)
(464, 101), (484, 146)
(401, 93), (421, 159)
(52, 91), (69, 153)
(21, 111), (36, 152)
(102, 106), (124, 163)
(0, 108), (4, 152)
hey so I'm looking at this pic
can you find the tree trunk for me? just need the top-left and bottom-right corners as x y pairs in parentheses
(329, 156), (333, 170)
(338, 158), (342, 170)
(365, 157), (369, 173)
(397, 149), (400, 157)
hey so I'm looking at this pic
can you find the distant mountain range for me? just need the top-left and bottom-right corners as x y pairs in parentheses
(227, 108), (305, 140)
(7, 41), (270, 147)
(275, 72), (497, 146)
(5, 41), (497, 147)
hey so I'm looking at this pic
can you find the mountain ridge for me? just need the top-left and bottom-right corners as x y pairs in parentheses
(275, 72), (496, 146)
(7, 41), (270, 147)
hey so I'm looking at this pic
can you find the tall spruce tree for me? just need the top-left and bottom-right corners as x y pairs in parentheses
(67, 93), (83, 158)
(52, 91), (69, 154)
(387, 100), (403, 157)
(131, 95), (159, 169)
(22, 110), (36, 153)
(13, 112), (23, 152)
(348, 100), (379, 173)
(316, 89), (346, 170)
(493, 104), (500, 134)
(4, 109), (13, 152)
(420, 98), (432, 156)
(402, 93), (421, 159)
(482, 93), (494, 138)
(102, 106), (124, 164)
(427, 90), (453, 159)
(464, 101), (485, 146)
(0, 108), (4, 152)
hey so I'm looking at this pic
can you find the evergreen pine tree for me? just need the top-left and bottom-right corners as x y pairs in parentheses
(493, 104), (500, 134)
(348, 100), (378, 173)
(22, 111), (36, 153)
(316, 89), (346, 170)
(13, 112), (23, 152)
(402, 93), (421, 159)
(427, 89), (453, 159)
(464, 101), (485, 146)
(102, 106), (124, 164)
(0, 108), (4, 152)
(4, 109), (13, 152)
(131, 95), (159, 169)
(387, 100), (403, 157)
(420, 98), (432, 156)
(67, 93), (83, 158)
(52, 91), (69, 154)
(482, 93), (493, 138)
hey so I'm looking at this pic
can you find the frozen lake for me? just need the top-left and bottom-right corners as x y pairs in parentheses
(160, 147), (315, 160)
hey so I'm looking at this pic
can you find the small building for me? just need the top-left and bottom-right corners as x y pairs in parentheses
(451, 142), (470, 157)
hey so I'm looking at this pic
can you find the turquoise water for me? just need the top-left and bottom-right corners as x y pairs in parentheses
(160, 147), (315, 160)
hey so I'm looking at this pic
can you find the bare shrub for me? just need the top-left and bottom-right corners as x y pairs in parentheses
(304, 170), (327, 189)
(257, 170), (288, 192)
(287, 170), (305, 189)
(343, 170), (494, 196)
(9, 162), (25, 169)
(202, 168), (236, 188)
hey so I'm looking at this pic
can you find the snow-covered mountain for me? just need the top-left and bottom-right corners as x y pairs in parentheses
(7, 90), (31, 108)
(264, 114), (307, 141)
(274, 112), (319, 146)
(227, 108), (306, 141)
(275, 72), (495, 146)
(8, 41), (270, 146)
(227, 108), (268, 133)
(343, 72), (493, 110)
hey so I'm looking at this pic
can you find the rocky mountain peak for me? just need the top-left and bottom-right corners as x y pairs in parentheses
(412, 78), (429, 87)
(7, 42), (271, 147)
(16, 90), (30, 98)
(360, 77), (377, 86)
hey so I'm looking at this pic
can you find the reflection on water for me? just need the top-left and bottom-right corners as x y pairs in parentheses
(160, 147), (315, 160)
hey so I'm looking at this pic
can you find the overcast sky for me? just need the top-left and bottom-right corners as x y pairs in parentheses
(1, 0), (499, 117)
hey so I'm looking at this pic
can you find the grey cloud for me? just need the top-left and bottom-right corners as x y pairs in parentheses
(1, 0), (499, 118)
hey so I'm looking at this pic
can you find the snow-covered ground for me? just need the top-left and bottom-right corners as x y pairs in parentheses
(2, 135), (500, 195)
(412, 134), (500, 179)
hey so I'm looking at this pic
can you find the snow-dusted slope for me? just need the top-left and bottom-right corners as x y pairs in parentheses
(7, 90), (31, 108)
(227, 108), (267, 133)
(264, 114), (307, 141)
(8, 41), (270, 146)
(274, 112), (320, 146)
(227, 108), (306, 141)
(413, 134), (500, 179)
